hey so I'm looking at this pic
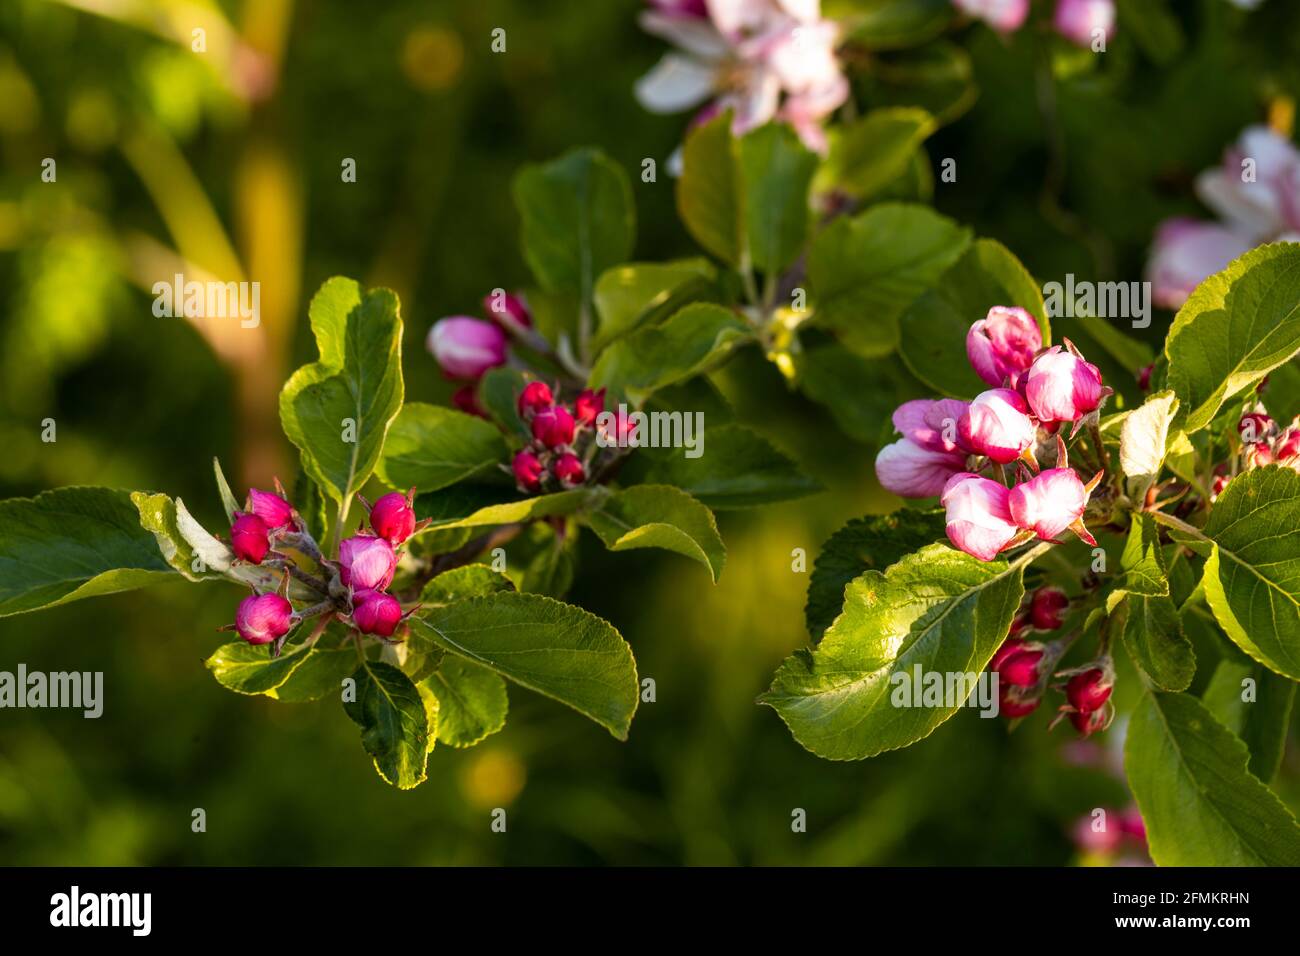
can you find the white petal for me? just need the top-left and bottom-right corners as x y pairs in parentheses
(639, 11), (730, 58)
(635, 54), (717, 114)
(1195, 169), (1284, 242)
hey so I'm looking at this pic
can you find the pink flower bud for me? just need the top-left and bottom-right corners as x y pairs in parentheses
(531, 405), (575, 448)
(1053, 0), (1116, 48)
(369, 491), (417, 545)
(966, 306), (1041, 387)
(1238, 412), (1275, 445)
(552, 452), (585, 488)
(574, 388), (606, 427)
(1024, 345), (1104, 424)
(940, 472), (1020, 561)
(892, 398), (971, 454)
(234, 592), (293, 645)
(513, 450), (545, 492)
(1211, 473), (1232, 501)
(248, 489), (295, 530)
(1029, 586), (1069, 630)
(352, 589), (404, 637)
(1069, 706), (1108, 737)
(953, 0), (1030, 33)
(875, 440), (967, 499)
(426, 316), (507, 380)
(990, 637), (1027, 673)
(998, 682), (1040, 718)
(338, 534), (397, 591)
(517, 381), (554, 420)
(1066, 667), (1113, 713)
(230, 512), (271, 564)
(1137, 364), (1154, 392)
(1008, 468), (1093, 544)
(452, 385), (487, 418)
(1118, 806), (1146, 843)
(998, 644), (1046, 687)
(959, 388), (1036, 464)
(482, 290), (532, 333)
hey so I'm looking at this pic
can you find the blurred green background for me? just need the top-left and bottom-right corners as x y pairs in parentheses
(0, 0), (1297, 865)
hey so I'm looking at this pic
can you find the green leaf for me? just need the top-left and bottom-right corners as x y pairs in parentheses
(808, 202), (971, 358)
(417, 487), (600, 533)
(212, 457), (240, 522)
(0, 487), (174, 618)
(477, 367), (531, 439)
(270, 641), (359, 702)
(676, 112), (743, 266)
(419, 565), (516, 604)
(409, 592), (638, 739)
(762, 542), (1033, 760)
(1165, 243), (1300, 434)
(593, 258), (715, 345)
(804, 510), (946, 641)
(588, 302), (749, 403)
(1116, 0), (1184, 65)
(132, 491), (209, 582)
(1114, 515), (1195, 691)
(815, 108), (935, 200)
(898, 239), (1048, 397)
(1202, 657), (1297, 783)
(205, 640), (312, 696)
(795, 340), (929, 444)
(1118, 391), (1178, 495)
(512, 148), (635, 299)
(583, 484), (725, 581)
(279, 276), (404, 509)
(738, 123), (817, 274)
(423, 657), (509, 748)
(1124, 691), (1300, 865)
(377, 403), (508, 493)
(344, 660), (429, 789)
(618, 424), (820, 509)
(1200, 466), (1300, 680)
(508, 520), (579, 597)
(838, 0), (953, 49)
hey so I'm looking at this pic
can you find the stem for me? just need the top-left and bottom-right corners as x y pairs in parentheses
(1148, 510), (1208, 542)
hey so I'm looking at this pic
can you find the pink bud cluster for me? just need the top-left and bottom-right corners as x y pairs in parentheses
(225, 484), (426, 647)
(1211, 409), (1300, 500)
(875, 306), (1108, 562)
(511, 382), (606, 494)
(427, 290), (535, 416)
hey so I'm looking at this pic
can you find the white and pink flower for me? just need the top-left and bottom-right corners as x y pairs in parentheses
(959, 388), (1037, 464)
(941, 472), (1020, 561)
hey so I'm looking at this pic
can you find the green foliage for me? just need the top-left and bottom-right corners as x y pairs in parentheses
(378, 403), (508, 492)
(584, 484), (726, 581)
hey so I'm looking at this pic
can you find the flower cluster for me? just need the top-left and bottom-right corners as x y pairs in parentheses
(953, 0), (1116, 48)
(427, 290), (536, 415)
(875, 306), (1109, 562)
(1146, 125), (1300, 309)
(511, 381), (606, 493)
(986, 586), (1114, 735)
(635, 0), (849, 155)
(1211, 406), (1300, 499)
(223, 485), (425, 649)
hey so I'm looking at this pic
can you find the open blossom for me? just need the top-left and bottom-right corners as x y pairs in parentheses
(893, 398), (970, 454)
(1024, 345), (1104, 424)
(952, 0), (1029, 33)
(959, 388), (1036, 464)
(966, 306), (1041, 387)
(426, 316), (507, 380)
(1053, 0), (1116, 47)
(1008, 468), (1095, 544)
(338, 534), (397, 591)
(234, 592), (293, 645)
(941, 473), (1020, 561)
(1146, 126), (1300, 309)
(876, 439), (966, 498)
(635, 0), (848, 154)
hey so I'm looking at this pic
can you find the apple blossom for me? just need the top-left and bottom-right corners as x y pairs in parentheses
(574, 388), (606, 427)
(875, 439), (967, 498)
(940, 472), (1020, 561)
(532, 405), (576, 448)
(553, 452), (586, 488)
(1028, 586), (1069, 630)
(513, 450), (545, 492)
(1024, 344), (1104, 424)
(952, 0), (1030, 34)
(230, 512), (271, 564)
(338, 534), (397, 591)
(234, 592), (294, 645)
(1065, 666), (1113, 713)
(517, 381), (554, 420)
(966, 306), (1042, 388)
(426, 316), (507, 380)
(248, 488), (295, 530)
(1053, 0), (1116, 48)
(959, 388), (1036, 464)
(1008, 468), (1097, 545)
(369, 491), (417, 545)
(892, 398), (970, 454)
(997, 643), (1046, 687)
(351, 589), (404, 638)
(482, 290), (533, 334)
